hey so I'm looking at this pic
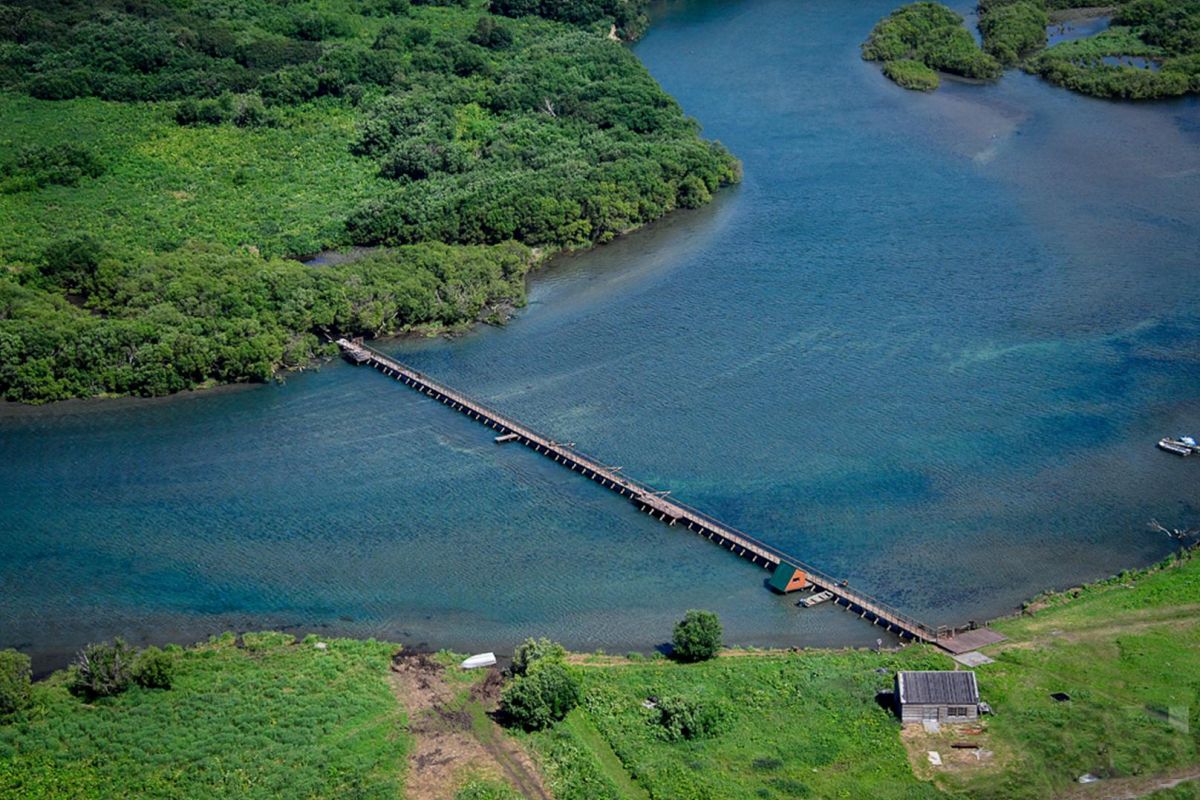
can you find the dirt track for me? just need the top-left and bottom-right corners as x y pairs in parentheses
(390, 652), (551, 800)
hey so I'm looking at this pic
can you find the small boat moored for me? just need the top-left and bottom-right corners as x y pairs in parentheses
(1158, 436), (1198, 457)
(799, 590), (835, 608)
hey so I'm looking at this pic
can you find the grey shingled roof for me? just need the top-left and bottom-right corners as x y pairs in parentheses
(897, 671), (979, 705)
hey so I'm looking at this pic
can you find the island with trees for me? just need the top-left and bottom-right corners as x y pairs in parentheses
(861, 2), (1001, 91)
(864, 0), (1200, 97)
(0, 0), (739, 403)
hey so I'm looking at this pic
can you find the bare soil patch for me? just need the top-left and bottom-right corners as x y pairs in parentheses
(390, 652), (551, 800)
(899, 722), (1011, 783)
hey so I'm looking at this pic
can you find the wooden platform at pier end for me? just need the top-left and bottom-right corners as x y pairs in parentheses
(936, 628), (1007, 654)
(336, 338), (953, 648)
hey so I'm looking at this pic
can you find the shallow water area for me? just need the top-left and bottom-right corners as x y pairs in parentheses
(2, 0), (1199, 672)
(1100, 54), (1161, 70)
(1047, 13), (1111, 46)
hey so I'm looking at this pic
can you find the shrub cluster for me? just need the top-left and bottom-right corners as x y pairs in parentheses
(671, 610), (723, 663)
(653, 693), (729, 741)
(490, 0), (649, 38)
(0, 649), (32, 719)
(1029, 8), (1200, 98)
(0, 143), (103, 193)
(978, 0), (1049, 65)
(883, 58), (941, 89)
(0, 241), (532, 402)
(862, 2), (1002, 89)
(500, 641), (581, 731)
(175, 93), (275, 127)
(345, 31), (739, 250)
(67, 640), (177, 698)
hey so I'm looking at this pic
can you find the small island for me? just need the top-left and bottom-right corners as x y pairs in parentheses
(865, 0), (1200, 98)
(861, 3), (1002, 91)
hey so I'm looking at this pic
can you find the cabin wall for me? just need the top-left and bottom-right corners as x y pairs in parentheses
(899, 703), (979, 724)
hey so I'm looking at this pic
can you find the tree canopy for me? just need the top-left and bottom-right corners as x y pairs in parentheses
(671, 610), (723, 663)
(0, 0), (738, 403)
(861, 2), (1002, 89)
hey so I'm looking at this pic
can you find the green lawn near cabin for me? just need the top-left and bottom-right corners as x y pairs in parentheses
(524, 549), (1200, 800)
(0, 633), (406, 799)
(950, 550), (1200, 799)
(529, 648), (952, 800)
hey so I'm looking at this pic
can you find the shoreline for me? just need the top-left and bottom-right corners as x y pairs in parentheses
(18, 544), (1195, 679)
(0, 178), (742, 413)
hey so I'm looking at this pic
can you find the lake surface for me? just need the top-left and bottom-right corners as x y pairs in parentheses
(3, 0), (1199, 672)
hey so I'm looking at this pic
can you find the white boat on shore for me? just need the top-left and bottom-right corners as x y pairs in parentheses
(460, 652), (497, 669)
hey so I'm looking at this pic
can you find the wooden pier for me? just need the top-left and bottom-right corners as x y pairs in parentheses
(337, 338), (948, 646)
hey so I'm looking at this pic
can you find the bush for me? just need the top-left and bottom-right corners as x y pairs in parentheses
(654, 693), (729, 741)
(0, 649), (32, 718)
(883, 58), (941, 90)
(132, 646), (175, 689)
(501, 662), (581, 730)
(510, 637), (566, 677)
(979, 0), (1048, 65)
(455, 779), (523, 799)
(470, 16), (515, 49)
(1, 143), (104, 193)
(69, 639), (135, 698)
(671, 609), (722, 662)
(39, 234), (104, 295)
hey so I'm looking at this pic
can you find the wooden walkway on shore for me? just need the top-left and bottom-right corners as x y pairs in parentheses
(337, 338), (954, 646)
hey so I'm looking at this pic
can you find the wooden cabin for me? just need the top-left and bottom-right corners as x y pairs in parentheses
(895, 671), (980, 724)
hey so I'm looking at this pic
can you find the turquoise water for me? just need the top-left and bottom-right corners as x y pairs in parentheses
(3, 0), (1199, 671)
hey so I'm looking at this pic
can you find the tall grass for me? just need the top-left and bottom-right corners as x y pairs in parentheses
(0, 633), (406, 799)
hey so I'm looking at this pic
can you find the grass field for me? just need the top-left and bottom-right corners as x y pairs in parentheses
(0, 633), (406, 799)
(0, 93), (389, 264)
(528, 648), (952, 800)
(955, 551), (1200, 799)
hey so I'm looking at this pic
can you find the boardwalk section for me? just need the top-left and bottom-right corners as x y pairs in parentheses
(337, 338), (944, 645)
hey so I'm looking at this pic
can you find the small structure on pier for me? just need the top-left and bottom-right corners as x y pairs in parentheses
(768, 564), (808, 593)
(895, 671), (980, 724)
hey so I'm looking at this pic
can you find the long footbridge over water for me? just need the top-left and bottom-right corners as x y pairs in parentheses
(337, 338), (996, 652)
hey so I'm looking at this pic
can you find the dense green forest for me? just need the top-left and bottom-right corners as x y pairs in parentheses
(865, 0), (1200, 97)
(0, 0), (738, 402)
(861, 2), (1001, 90)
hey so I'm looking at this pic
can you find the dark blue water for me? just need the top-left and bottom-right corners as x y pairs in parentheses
(3, 0), (1199, 671)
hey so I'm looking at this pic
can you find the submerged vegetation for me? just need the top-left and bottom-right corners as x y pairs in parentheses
(861, 2), (1002, 90)
(0, 0), (738, 403)
(866, 0), (1200, 97)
